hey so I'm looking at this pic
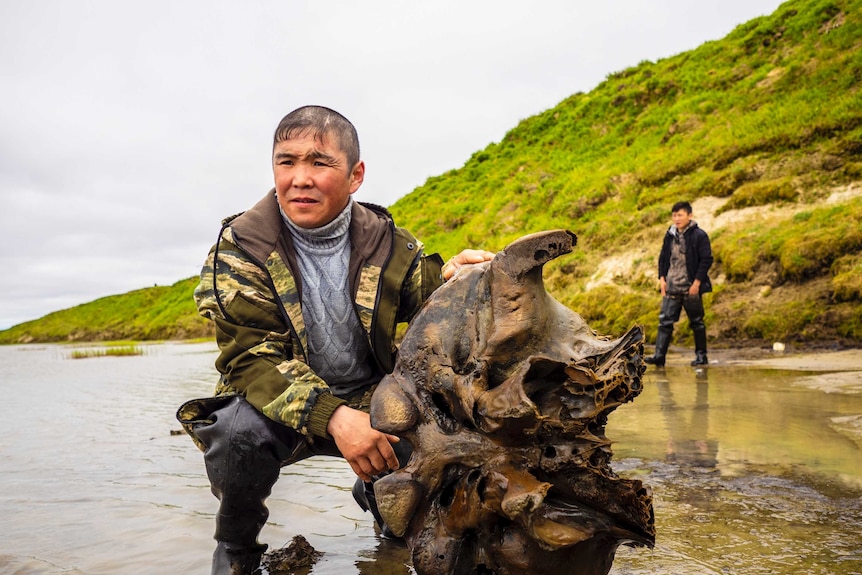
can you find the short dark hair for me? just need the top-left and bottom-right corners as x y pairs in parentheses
(671, 201), (692, 214)
(272, 106), (360, 171)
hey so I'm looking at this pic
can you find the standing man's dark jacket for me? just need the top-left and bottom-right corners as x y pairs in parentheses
(657, 222), (713, 295)
(182, 191), (443, 441)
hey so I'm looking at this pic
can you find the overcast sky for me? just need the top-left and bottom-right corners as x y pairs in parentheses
(1, 0), (784, 330)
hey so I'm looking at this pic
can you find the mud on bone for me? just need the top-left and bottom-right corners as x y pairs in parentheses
(370, 230), (655, 575)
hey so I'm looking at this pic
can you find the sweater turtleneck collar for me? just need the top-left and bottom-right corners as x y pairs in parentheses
(280, 197), (353, 251)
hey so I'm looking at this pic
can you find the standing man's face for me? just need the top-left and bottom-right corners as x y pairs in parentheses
(273, 131), (364, 229)
(671, 209), (692, 232)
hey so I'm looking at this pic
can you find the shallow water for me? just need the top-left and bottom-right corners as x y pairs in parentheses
(0, 343), (860, 574)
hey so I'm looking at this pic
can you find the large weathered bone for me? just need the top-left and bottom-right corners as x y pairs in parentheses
(370, 230), (654, 575)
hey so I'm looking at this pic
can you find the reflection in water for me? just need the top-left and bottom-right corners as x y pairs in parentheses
(609, 364), (862, 575)
(0, 344), (860, 574)
(656, 371), (718, 471)
(354, 537), (411, 575)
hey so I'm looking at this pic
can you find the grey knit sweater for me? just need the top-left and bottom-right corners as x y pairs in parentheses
(282, 198), (373, 395)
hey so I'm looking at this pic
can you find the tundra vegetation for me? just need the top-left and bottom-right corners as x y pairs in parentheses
(68, 344), (144, 359)
(2, 0), (860, 349)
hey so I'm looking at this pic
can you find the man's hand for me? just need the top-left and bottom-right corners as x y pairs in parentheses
(443, 249), (496, 281)
(659, 277), (667, 297)
(327, 405), (401, 482)
(688, 279), (701, 296)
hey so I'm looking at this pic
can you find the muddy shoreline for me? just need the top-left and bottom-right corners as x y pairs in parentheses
(659, 344), (862, 371)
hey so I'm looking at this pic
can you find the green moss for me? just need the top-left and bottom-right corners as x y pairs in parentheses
(715, 178), (798, 214)
(742, 300), (820, 340)
(831, 254), (862, 302)
(565, 285), (660, 340)
(713, 197), (862, 283)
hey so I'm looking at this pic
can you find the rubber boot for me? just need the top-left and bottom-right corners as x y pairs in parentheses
(645, 327), (672, 367)
(191, 397), (287, 575)
(352, 478), (397, 539)
(691, 328), (708, 366)
(352, 439), (412, 539)
(211, 542), (265, 575)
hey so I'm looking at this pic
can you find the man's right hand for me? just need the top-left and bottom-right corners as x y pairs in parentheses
(327, 405), (401, 482)
(443, 249), (496, 280)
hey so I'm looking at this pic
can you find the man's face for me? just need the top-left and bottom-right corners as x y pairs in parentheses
(671, 209), (692, 232)
(273, 131), (364, 229)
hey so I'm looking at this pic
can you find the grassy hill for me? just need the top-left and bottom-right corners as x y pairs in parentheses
(391, 0), (862, 349)
(2, 0), (860, 349)
(0, 277), (212, 344)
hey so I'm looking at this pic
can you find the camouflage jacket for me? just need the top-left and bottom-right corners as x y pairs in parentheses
(192, 191), (443, 439)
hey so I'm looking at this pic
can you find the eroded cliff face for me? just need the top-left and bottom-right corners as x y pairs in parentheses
(371, 230), (654, 575)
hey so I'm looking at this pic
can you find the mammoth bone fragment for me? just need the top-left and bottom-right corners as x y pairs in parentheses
(370, 229), (655, 575)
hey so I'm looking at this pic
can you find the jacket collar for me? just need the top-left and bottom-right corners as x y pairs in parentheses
(227, 190), (394, 267)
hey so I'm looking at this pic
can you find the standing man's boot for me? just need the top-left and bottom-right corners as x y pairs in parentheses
(691, 327), (709, 366)
(645, 327), (672, 367)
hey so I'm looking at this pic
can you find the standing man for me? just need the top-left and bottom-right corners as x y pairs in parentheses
(177, 105), (493, 575)
(644, 201), (713, 367)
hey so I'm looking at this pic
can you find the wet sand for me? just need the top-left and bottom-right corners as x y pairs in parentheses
(716, 347), (862, 372)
